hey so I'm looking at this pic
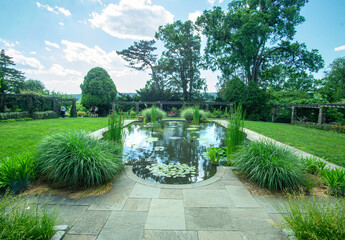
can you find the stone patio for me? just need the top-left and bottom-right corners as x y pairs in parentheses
(35, 166), (287, 240)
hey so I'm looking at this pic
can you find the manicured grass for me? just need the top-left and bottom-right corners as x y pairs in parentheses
(0, 118), (108, 159)
(244, 121), (345, 167)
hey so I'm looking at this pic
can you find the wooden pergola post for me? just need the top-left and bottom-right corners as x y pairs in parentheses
(136, 102), (140, 114)
(71, 99), (77, 117)
(271, 106), (277, 122)
(206, 104), (209, 112)
(0, 95), (4, 112)
(318, 107), (327, 125)
(291, 106), (297, 123)
(160, 102), (163, 110)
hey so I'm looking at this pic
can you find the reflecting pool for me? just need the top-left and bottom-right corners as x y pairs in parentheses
(122, 121), (225, 184)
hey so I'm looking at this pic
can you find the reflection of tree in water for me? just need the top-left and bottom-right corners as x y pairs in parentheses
(123, 121), (224, 184)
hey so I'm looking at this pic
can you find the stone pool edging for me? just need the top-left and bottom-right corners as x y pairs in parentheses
(125, 165), (226, 189)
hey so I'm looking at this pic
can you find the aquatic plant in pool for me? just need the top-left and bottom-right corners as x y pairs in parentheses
(123, 121), (225, 184)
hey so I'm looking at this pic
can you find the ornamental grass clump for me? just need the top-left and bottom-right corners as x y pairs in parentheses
(141, 106), (166, 122)
(36, 131), (123, 188)
(232, 140), (306, 192)
(181, 108), (207, 122)
(0, 193), (57, 240)
(273, 195), (345, 240)
(225, 105), (245, 161)
(192, 105), (200, 124)
(0, 153), (35, 193)
(108, 110), (124, 142)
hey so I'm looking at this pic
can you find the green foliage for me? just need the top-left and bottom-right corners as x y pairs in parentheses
(302, 157), (326, 175)
(80, 67), (117, 116)
(141, 107), (166, 122)
(321, 168), (345, 196)
(192, 105), (200, 124)
(0, 49), (26, 94)
(273, 195), (345, 240)
(293, 121), (345, 134)
(196, 1), (324, 85)
(205, 147), (226, 165)
(225, 105), (245, 161)
(181, 107), (207, 122)
(36, 131), (123, 188)
(319, 57), (345, 102)
(151, 105), (158, 123)
(0, 153), (35, 193)
(107, 110), (124, 142)
(22, 79), (45, 92)
(232, 141), (306, 192)
(156, 20), (206, 101)
(0, 193), (57, 240)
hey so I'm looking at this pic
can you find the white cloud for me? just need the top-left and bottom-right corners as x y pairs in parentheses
(334, 45), (345, 51)
(59, 22), (64, 26)
(78, 20), (88, 24)
(188, 11), (202, 23)
(36, 2), (71, 17)
(0, 38), (16, 47)
(47, 64), (82, 77)
(30, 51), (37, 55)
(89, 0), (174, 40)
(61, 40), (125, 69)
(208, 0), (216, 5)
(45, 40), (60, 49)
(219, 0), (224, 3)
(6, 48), (44, 70)
(45, 47), (51, 51)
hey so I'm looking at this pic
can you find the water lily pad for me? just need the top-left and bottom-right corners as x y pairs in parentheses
(170, 136), (182, 140)
(146, 137), (159, 142)
(197, 138), (209, 141)
(186, 128), (198, 131)
(188, 125), (200, 128)
(145, 163), (197, 178)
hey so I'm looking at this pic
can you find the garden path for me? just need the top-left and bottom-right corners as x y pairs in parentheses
(38, 166), (286, 240)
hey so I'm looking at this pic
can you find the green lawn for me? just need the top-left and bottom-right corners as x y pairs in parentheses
(244, 121), (345, 167)
(0, 118), (108, 159)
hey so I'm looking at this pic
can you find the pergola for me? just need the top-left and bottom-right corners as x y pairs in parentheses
(111, 101), (234, 114)
(272, 103), (345, 124)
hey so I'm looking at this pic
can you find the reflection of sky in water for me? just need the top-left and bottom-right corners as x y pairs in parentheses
(122, 121), (225, 184)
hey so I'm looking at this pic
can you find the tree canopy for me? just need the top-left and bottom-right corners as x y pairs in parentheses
(196, 0), (324, 86)
(156, 20), (206, 101)
(80, 67), (117, 115)
(22, 79), (45, 92)
(0, 49), (26, 93)
(319, 57), (345, 103)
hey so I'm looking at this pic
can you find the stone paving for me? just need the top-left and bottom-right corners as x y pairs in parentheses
(35, 166), (287, 240)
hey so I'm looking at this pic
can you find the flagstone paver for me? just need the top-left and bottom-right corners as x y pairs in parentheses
(160, 188), (183, 199)
(97, 211), (147, 240)
(225, 185), (261, 208)
(123, 198), (151, 211)
(183, 189), (234, 207)
(142, 230), (198, 240)
(129, 183), (161, 199)
(145, 199), (185, 230)
(68, 210), (111, 235)
(198, 231), (243, 240)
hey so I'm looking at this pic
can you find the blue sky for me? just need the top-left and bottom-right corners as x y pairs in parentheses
(0, 0), (344, 94)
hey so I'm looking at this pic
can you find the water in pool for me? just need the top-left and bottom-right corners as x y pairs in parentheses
(123, 121), (225, 184)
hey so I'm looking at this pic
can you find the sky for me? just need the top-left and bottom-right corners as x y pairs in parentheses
(0, 0), (344, 94)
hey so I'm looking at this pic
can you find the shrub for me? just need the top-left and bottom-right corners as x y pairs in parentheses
(107, 110), (124, 142)
(141, 107), (166, 122)
(36, 131), (123, 188)
(225, 105), (245, 161)
(273, 195), (345, 240)
(181, 108), (207, 122)
(0, 153), (35, 193)
(0, 193), (57, 240)
(232, 141), (306, 192)
(321, 168), (345, 196)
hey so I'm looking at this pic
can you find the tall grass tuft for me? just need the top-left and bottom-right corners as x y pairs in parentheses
(107, 110), (124, 142)
(0, 192), (57, 240)
(225, 105), (245, 161)
(0, 153), (35, 193)
(192, 105), (200, 124)
(181, 108), (207, 122)
(142, 107), (166, 122)
(36, 131), (123, 188)
(273, 195), (345, 240)
(321, 168), (345, 196)
(232, 140), (306, 192)
(151, 105), (158, 123)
